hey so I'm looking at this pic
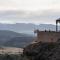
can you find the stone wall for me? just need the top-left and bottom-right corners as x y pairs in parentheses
(36, 31), (60, 42)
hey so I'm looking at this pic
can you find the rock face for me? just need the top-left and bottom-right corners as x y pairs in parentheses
(23, 40), (60, 60)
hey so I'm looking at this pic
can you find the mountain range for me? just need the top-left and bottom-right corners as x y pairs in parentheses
(0, 23), (59, 34)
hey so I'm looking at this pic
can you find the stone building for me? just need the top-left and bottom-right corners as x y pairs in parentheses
(34, 18), (60, 42)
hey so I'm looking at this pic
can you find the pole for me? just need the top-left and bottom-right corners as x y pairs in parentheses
(56, 21), (57, 32)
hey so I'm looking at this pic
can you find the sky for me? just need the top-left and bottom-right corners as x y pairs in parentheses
(0, 0), (60, 24)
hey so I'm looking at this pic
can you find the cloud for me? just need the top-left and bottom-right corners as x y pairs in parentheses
(0, 0), (60, 11)
(0, 9), (60, 24)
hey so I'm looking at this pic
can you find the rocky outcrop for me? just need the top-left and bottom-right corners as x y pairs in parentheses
(23, 40), (60, 60)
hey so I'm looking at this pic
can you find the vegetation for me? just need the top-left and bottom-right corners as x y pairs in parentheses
(0, 54), (25, 60)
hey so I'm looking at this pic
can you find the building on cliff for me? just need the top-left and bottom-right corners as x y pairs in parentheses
(34, 18), (60, 42)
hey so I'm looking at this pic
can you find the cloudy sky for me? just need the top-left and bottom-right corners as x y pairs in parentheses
(0, 0), (60, 24)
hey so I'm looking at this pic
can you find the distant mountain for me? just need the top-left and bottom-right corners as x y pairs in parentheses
(0, 30), (34, 47)
(0, 23), (59, 34)
(0, 23), (35, 34)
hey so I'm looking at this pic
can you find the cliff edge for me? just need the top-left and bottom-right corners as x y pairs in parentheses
(23, 39), (60, 60)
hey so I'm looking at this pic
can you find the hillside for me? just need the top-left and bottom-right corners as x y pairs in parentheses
(23, 39), (60, 60)
(0, 30), (34, 48)
(4, 36), (34, 48)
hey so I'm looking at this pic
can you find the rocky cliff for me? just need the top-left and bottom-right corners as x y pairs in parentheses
(23, 40), (60, 60)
